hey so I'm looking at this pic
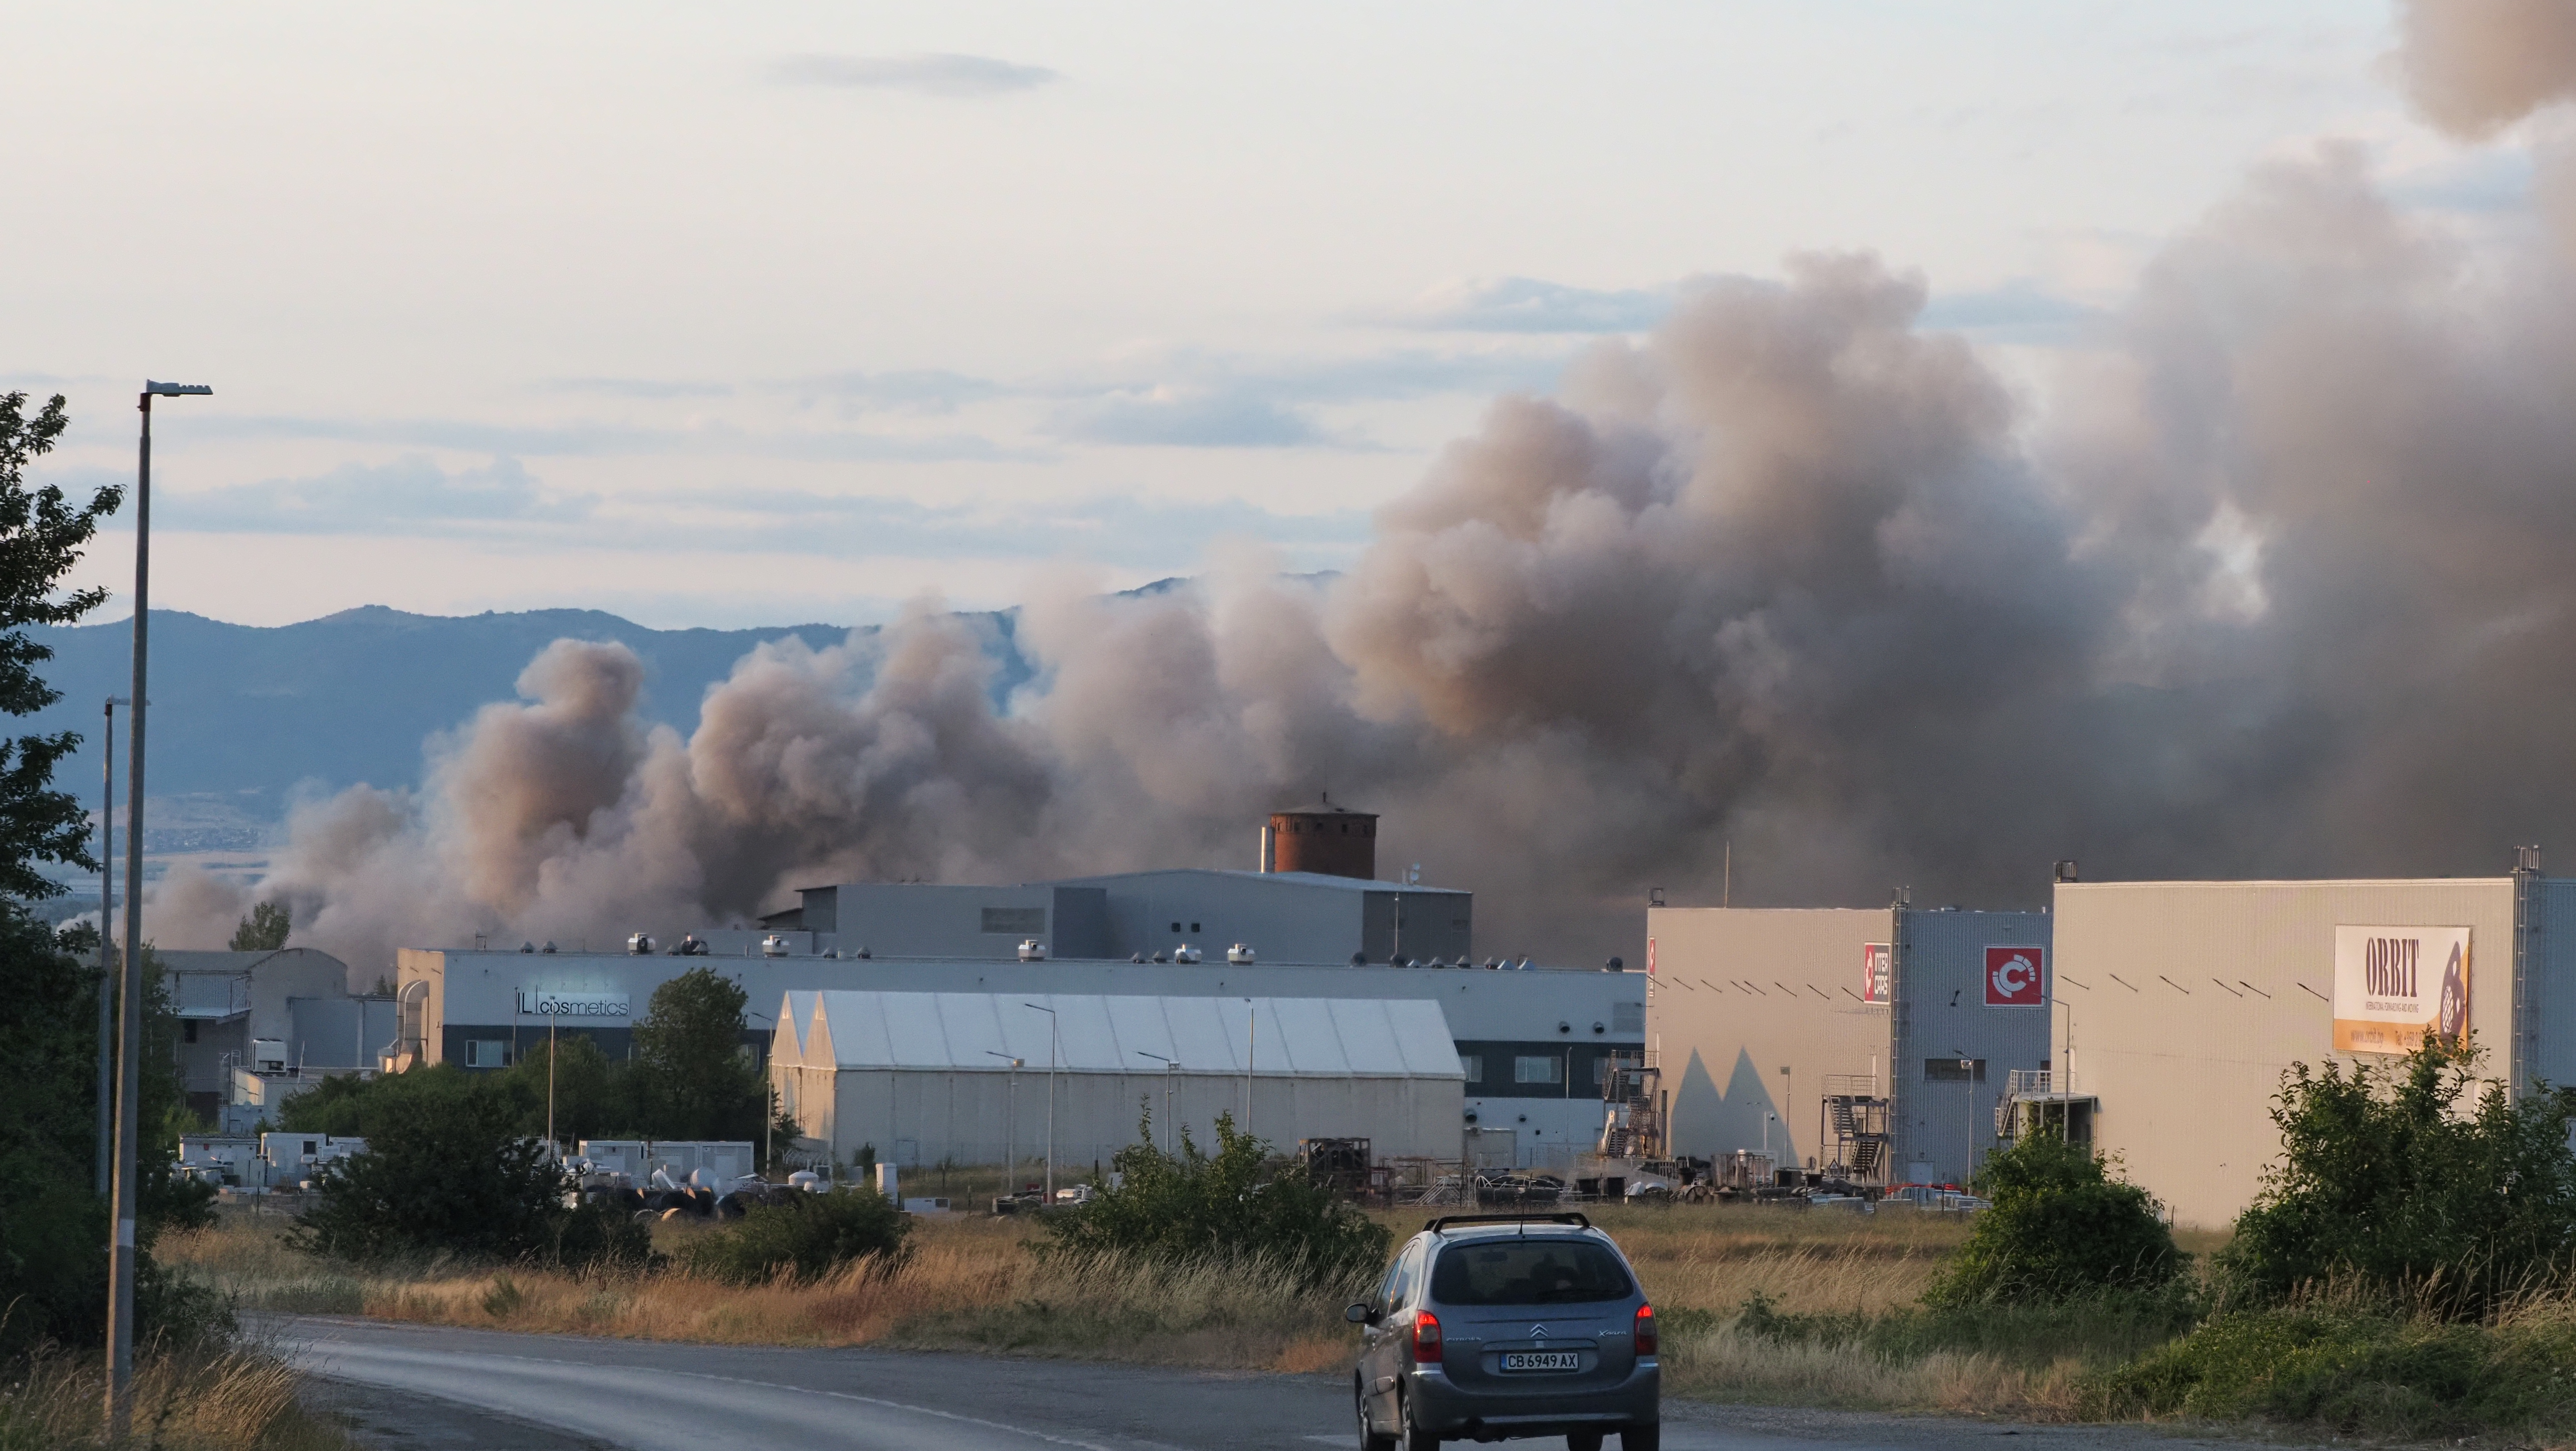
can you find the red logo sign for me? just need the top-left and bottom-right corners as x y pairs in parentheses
(1985, 946), (2045, 1007)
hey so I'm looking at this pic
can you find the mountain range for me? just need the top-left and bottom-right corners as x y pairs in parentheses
(24, 604), (1034, 845)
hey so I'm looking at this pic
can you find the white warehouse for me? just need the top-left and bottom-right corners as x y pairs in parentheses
(771, 991), (1468, 1169)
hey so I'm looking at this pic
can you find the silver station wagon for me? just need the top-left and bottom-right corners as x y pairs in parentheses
(1349, 1213), (1659, 1451)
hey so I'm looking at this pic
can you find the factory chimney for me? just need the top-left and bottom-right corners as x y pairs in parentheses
(1262, 795), (1377, 880)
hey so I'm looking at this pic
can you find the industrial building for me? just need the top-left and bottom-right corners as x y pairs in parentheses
(757, 868), (1471, 966)
(770, 990), (1467, 1167)
(2048, 860), (2576, 1227)
(1644, 904), (2051, 1188)
(166, 948), (393, 1128)
(393, 949), (1642, 1168)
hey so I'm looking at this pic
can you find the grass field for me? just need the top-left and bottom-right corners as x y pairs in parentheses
(161, 1200), (2076, 1402)
(0, 1345), (362, 1451)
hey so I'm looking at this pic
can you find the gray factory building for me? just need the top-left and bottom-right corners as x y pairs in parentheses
(1645, 904), (2051, 1188)
(165, 948), (392, 1125)
(394, 948), (1641, 1168)
(759, 869), (1472, 967)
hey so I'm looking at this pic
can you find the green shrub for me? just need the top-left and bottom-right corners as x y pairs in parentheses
(291, 1086), (595, 1265)
(2087, 1304), (2576, 1438)
(2219, 1036), (2576, 1318)
(1924, 1129), (2181, 1306)
(678, 1189), (908, 1286)
(1045, 1111), (1388, 1287)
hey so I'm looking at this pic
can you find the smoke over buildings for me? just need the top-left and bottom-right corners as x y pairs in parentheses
(151, 20), (2576, 969)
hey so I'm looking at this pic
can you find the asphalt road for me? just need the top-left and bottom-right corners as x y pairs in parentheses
(271, 1316), (2248, 1451)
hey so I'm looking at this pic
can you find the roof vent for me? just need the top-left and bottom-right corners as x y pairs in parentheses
(1173, 944), (1204, 965)
(762, 935), (792, 958)
(519, 942), (535, 954)
(540, 942), (558, 954)
(1018, 939), (1048, 962)
(627, 933), (653, 955)
(1226, 944), (1256, 965)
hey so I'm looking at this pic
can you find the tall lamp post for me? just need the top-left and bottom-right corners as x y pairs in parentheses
(108, 381), (209, 1436)
(984, 1051), (1021, 1188)
(1022, 1003), (1057, 1201)
(94, 696), (124, 1197)
(1135, 1051), (1179, 1154)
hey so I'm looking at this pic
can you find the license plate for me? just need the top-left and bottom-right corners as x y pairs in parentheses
(1500, 1352), (1580, 1372)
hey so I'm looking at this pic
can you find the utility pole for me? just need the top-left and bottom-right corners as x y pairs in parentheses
(95, 696), (118, 1196)
(988, 1051), (1021, 1187)
(109, 381), (209, 1438)
(1023, 1003), (1057, 1200)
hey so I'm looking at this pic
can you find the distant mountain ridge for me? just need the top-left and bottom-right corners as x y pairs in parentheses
(23, 603), (1034, 816)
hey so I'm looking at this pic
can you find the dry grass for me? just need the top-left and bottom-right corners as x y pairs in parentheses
(0, 1345), (361, 1451)
(160, 1200), (2186, 1418)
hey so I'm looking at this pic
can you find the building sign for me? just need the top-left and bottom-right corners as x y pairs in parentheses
(2333, 926), (2470, 1055)
(518, 990), (631, 1018)
(1861, 944), (1891, 1003)
(1984, 946), (2045, 1007)
(1646, 937), (1657, 976)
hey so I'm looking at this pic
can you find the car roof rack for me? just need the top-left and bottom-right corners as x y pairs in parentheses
(1423, 1211), (1592, 1234)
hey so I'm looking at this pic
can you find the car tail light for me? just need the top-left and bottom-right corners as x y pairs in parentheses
(1633, 1304), (1658, 1357)
(1410, 1309), (1443, 1364)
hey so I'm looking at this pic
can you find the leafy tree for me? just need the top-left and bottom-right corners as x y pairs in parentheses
(1046, 1109), (1389, 1287)
(291, 1079), (641, 1266)
(278, 1061), (483, 1138)
(2219, 1035), (2576, 1318)
(678, 1189), (908, 1285)
(228, 900), (290, 951)
(1925, 1128), (2182, 1306)
(494, 1033), (639, 1143)
(0, 392), (124, 901)
(631, 967), (765, 1141)
(0, 393), (220, 1357)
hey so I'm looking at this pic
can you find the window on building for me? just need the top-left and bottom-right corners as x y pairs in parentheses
(465, 1040), (509, 1068)
(182, 1021), (198, 1044)
(1170, 921), (1182, 933)
(1459, 1055), (1483, 1084)
(1591, 1056), (1612, 1086)
(1515, 1055), (1563, 1085)
(1190, 921), (1201, 933)
(1923, 1057), (1986, 1082)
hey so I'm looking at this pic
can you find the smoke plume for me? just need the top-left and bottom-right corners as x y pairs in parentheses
(152, 26), (2576, 974)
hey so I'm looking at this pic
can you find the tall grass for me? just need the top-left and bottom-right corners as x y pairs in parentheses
(0, 1345), (357, 1451)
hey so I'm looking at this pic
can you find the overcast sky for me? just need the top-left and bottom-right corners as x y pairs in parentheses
(1, 1), (2507, 628)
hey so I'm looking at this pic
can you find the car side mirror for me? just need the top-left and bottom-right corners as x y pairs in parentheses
(1345, 1302), (1374, 1325)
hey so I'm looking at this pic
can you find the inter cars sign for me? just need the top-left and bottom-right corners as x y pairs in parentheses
(2333, 926), (2471, 1055)
(1984, 946), (2046, 1007)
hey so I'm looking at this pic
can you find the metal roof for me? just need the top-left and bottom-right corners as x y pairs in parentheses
(785, 991), (1463, 1078)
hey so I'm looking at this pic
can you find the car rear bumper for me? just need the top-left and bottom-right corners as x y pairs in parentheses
(1406, 1362), (1659, 1440)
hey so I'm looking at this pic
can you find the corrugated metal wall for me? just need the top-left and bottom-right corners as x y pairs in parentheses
(1891, 908), (2052, 1187)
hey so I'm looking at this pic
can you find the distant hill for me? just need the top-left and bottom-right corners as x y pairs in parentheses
(22, 604), (1034, 821)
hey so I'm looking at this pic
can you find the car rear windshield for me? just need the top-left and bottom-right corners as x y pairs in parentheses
(1429, 1239), (1635, 1306)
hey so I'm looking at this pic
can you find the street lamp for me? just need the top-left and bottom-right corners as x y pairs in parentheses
(985, 1050), (1021, 1188)
(95, 696), (128, 1196)
(1022, 1003), (1057, 1201)
(1135, 1051), (1179, 1154)
(109, 381), (209, 1437)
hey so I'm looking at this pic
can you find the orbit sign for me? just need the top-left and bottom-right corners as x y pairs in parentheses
(1984, 946), (2046, 1007)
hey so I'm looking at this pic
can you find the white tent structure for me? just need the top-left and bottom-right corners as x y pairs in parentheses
(771, 991), (1465, 1169)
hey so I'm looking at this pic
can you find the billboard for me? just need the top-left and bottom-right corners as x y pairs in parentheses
(1862, 943), (1892, 1003)
(1984, 946), (2046, 1007)
(2333, 926), (2470, 1055)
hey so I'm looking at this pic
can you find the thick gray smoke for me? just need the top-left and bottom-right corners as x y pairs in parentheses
(152, 24), (2576, 973)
